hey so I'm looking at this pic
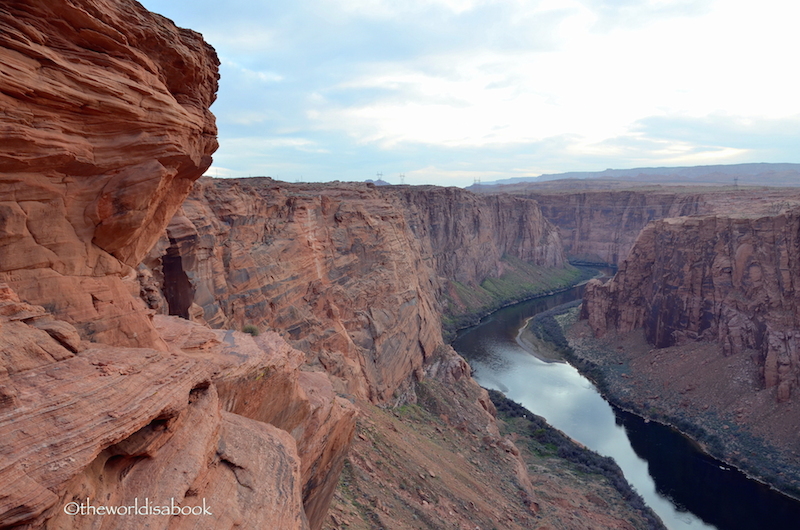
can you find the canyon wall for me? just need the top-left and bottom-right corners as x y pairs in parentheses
(142, 178), (444, 404)
(0, 0), (218, 349)
(518, 187), (800, 267)
(582, 210), (800, 402)
(0, 3), (354, 529)
(140, 179), (567, 404)
(392, 186), (565, 284)
(524, 190), (706, 265)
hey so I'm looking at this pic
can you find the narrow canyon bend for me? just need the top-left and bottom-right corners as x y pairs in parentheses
(2, 2), (799, 530)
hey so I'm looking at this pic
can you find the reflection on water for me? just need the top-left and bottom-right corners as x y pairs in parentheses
(452, 282), (800, 530)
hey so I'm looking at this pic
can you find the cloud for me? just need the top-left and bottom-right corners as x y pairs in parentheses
(632, 114), (800, 154)
(138, 0), (800, 186)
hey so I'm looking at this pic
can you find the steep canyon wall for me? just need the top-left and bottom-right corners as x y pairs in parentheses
(0, 0), (218, 349)
(524, 190), (706, 266)
(393, 186), (565, 284)
(0, 3), (354, 529)
(582, 211), (800, 402)
(140, 179), (568, 404)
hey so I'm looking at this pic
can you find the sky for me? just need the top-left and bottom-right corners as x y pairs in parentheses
(138, 0), (800, 187)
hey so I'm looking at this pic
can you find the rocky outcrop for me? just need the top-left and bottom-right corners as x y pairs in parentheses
(141, 179), (442, 403)
(0, 0), (218, 348)
(525, 190), (705, 265)
(141, 179), (569, 403)
(582, 210), (800, 402)
(0, 3), (355, 529)
(391, 186), (565, 285)
(153, 316), (358, 529)
(0, 284), (316, 529)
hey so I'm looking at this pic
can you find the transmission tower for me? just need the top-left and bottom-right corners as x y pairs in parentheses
(399, 173), (405, 185)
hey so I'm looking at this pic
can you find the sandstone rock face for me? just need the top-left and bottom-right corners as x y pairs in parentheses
(520, 187), (800, 267)
(0, 0), (219, 348)
(392, 186), (565, 285)
(142, 179), (447, 403)
(0, 284), (358, 529)
(142, 179), (567, 404)
(153, 316), (357, 530)
(526, 190), (705, 265)
(0, 2), (349, 528)
(582, 211), (800, 402)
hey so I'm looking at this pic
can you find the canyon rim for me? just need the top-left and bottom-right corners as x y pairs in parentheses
(2, 1), (800, 530)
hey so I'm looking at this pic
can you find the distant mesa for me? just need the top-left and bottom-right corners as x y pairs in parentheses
(365, 178), (391, 186)
(468, 162), (800, 190)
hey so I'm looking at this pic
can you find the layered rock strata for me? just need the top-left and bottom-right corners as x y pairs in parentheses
(524, 190), (705, 265)
(0, 0), (218, 348)
(142, 178), (444, 403)
(516, 187), (800, 267)
(582, 210), (800, 402)
(141, 179), (569, 403)
(390, 186), (565, 285)
(0, 284), (337, 529)
(0, 3), (353, 529)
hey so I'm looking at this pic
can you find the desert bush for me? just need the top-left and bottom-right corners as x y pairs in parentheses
(242, 324), (259, 336)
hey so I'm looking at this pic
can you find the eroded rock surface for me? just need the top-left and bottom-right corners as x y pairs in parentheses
(0, 285), (339, 529)
(141, 179), (569, 403)
(142, 179), (447, 403)
(0, 0), (219, 348)
(0, 2), (348, 528)
(391, 186), (565, 284)
(489, 185), (800, 267)
(525, 190), (705, 265)
(583, 210), (800, 402)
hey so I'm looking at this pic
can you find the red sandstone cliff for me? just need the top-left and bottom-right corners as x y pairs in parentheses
(582, 210), (800, 402)
(391, 186), (565, 284)
(511, 187), (800, 267)
(140, 179), (568, 404)
(142, 178), (444, 404)
(0, 3), (354, 529)
(524, 190), (705, 265)
(0, 0), (218, 348)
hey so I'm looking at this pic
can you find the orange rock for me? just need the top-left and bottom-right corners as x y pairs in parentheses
(154, 315), (356, 530)
(0, 0), (218, 349)
(142, 178), (567, 405)
(583, 210), (800, 402)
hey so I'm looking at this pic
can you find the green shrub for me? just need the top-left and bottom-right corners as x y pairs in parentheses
(242, 324), (259, 336)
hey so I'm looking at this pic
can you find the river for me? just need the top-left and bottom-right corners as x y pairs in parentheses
(451, 280), (800, 530)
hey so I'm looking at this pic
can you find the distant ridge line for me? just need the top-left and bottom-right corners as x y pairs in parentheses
(470, 162), (800, 189)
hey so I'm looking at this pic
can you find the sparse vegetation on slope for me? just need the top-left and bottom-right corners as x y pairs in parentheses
(534, 303), (800, 501)
(488, 390), (665, 530)
(324, 367), (665, 530)
(440, 257), (594, 339)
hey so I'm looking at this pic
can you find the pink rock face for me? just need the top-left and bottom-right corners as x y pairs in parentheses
(0, 0), (219, 348)
(583, 211), (800, 402)
(154, 316), (357, 530)
(392, 186), (566, 284)
(527, 190), (706, 265)
(0, 287), (331, 529)
(143, 179), (446, 403)
(141, 179), (567, 404)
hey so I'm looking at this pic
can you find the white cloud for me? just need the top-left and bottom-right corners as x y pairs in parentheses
(319, 0), (500, 18)
(139, 0), (800, 186)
